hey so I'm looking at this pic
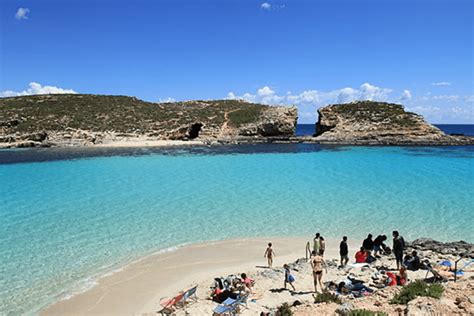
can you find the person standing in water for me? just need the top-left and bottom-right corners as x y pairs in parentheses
(264, 242), (275, 268)
(311, 252), (327, 293)
(313, 233), (321, 255)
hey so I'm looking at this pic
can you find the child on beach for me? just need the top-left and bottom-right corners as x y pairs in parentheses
(283, 264), (296, 291)
(264, 242), (275, 268)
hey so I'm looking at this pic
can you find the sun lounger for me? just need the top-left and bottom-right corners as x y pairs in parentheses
(183, 285), (198, 303)
(158, 285), (198, 314)
(213, 293), (249, 315)
(158, 292), (185, 315)
(425, 266), (450, 283)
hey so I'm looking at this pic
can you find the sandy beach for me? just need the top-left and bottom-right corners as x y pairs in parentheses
(42, 237), (318, 315)
(93, 137), (208, 148)
(41, 236), (474, 315)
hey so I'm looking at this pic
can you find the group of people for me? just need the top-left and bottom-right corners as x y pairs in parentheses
(210, 273), (255, 303)
(343, 231), (406, 269)
(263, 230), (418, 294)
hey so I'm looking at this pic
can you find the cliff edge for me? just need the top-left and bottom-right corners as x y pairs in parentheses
(0, 94), (297, 148)
(314, 101), (474, 145)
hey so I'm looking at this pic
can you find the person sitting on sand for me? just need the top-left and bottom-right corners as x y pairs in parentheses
(264, 242), (275, 268)
(319, 236), (326, 256)
(283, 264), (296, 291)
(339, 236), (349, 267)
(384, 271), (398, 287)
(362, 234), (374, 254)
(397, 267), (408, 286)
(355, 247), (368, 263)
(240, 273), (255, 290)
(403, 251), (421, 271)
(313, 233), (321, 255)
(311, 253), (327, 293)
(373, 235), (387, 257)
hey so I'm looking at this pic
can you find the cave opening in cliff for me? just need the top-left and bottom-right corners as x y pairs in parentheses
(188, 123), (203, 139)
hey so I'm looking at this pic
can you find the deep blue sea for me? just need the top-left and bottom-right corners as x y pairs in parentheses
(0, 125), (473, 315)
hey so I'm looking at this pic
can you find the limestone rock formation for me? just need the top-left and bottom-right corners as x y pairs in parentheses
(0, 94), (297, 148)
(314, 101), (474, 145)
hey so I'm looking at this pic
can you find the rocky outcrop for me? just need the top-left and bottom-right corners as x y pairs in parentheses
(314, 101), (474, 145)
(0, 95), (297, 148)
(236, 106), (297, 137)
(406, 238), (474, 258)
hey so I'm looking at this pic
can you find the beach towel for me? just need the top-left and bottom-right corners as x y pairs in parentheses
(348, 263), (369, 269)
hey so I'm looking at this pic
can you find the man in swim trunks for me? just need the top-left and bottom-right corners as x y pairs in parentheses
(264, 242), (275, 268)
(311, 253), (327, 293)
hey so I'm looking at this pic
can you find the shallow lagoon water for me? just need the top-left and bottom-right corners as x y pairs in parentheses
(0, 143), (473, 314)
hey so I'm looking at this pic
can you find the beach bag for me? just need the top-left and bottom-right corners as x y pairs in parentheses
(366, 255), (376, 264)
(287, 274), (295, 283)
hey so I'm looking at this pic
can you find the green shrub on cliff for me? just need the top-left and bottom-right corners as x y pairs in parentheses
(276, 302), (293, 316)
(314, 291), (342, 304)
(390, 280), (444, 305)
(228, 106), (263, 127)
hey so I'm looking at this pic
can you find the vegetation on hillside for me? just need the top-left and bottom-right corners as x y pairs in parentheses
(0, 94), (269, 134)
(227, 106), (264, 127)
(330, 101), (420, 127)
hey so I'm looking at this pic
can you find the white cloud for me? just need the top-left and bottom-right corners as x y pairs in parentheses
(257, 86), (274, 97)
(158, 97), (176, 103)
(431, 82), (451, 87)
(226, 83), (395, 107)
(432, 95), (460, 102)
(261, 2), (271, 10)
(226, 83), (474, 123)
(400, 89), (412, 101)
(0, 82), (77, 97)
(15, 8), (30, 20)
(226, 83), (397, 123)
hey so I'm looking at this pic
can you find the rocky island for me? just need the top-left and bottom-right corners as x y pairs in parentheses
(0, 95), (472, 148)
(314, 101), (474, 146)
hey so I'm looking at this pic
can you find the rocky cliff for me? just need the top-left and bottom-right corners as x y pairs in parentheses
(0, 94), (297, 148)
(314, 101), (474, 145)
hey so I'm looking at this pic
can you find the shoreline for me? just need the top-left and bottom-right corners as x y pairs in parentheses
(40, 236), (474, 315)
(41, 236), (316, 315)
(2, 134), (474, 149)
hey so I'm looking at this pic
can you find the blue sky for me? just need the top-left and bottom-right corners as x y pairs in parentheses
(1, 0), (473, 123)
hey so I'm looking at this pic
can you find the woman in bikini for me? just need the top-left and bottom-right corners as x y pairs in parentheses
(311, 253), (327, 293)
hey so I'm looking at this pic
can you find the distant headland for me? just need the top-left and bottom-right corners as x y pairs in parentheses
(0, 94), (472, 148)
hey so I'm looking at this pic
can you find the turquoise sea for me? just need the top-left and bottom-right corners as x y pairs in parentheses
(1, 141), (474, 314)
